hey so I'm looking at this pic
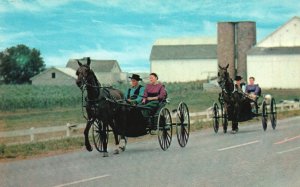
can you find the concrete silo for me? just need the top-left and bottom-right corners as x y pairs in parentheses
(236, 22), (256, 80)
(217, 21), (256, 80)
(217, 22), (235, 79)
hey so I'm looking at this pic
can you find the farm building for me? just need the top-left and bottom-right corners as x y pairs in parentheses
(31, 58), (128, 85)
(30, 67), (76, 85)
(247, 16), (300, 88)
(150, 37), (217, 82)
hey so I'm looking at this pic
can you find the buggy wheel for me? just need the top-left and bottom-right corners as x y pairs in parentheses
(212, 102), (220, 133)
(92, 119), (108, 152)
(261, 100), (268, 131)
(157, 107), (172, 151)
(270, 98), (277, 130)
(221, 104), (228, 133)
(176, 102), (190, 148)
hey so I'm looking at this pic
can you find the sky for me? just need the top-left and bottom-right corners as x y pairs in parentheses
(0, 0), (300, 73)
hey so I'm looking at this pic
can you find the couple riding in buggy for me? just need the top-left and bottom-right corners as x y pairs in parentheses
(125, 72), (167, 119)
(234, 75), (261, 115)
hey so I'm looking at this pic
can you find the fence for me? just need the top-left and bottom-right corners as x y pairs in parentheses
(1, 102), (299, 145)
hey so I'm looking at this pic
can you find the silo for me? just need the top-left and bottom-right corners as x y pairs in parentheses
(217, 22), (235, 79)
(236, 22), (256, 80)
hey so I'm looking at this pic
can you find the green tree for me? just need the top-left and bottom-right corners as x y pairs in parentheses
(0, 44), (45, 84)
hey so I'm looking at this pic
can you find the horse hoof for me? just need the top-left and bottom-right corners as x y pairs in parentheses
(119, 146), (125, 152)
(119, 139), (126, 152)
(85, 145), (93, 152)
(231, 130), (237, 134)
(113, 149), (120, 154)
(103, 152), (109, 157)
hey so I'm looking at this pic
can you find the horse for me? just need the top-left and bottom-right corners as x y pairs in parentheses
(75, 57), (126, 157)
(217, 64), (241, 133)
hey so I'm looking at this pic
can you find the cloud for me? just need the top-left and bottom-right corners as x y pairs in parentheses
(0, 31), (34, 49)
(44, 43), (151, 72)
(0, 0), (71, 13)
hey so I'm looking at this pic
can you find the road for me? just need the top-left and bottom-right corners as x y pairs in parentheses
(1, 116), (300, 187)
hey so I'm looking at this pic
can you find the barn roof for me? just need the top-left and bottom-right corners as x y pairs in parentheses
(247, 47), (300, 55)
(150, 44), (217, 60)
(67, 58), (121, 72)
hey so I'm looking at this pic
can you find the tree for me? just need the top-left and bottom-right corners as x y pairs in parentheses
(0, 44), (45, 84)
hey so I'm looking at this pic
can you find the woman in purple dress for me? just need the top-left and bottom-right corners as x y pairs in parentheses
(141, 73), (167, 116)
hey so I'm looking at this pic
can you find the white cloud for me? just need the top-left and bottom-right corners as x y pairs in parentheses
(44, 43), (151, 72)
(0, 0), (70, 13)
(0, 31), (34, 49)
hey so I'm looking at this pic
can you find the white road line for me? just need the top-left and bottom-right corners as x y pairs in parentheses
(53, 175), (110, 187)
(218, 140), (260, 151)
(274, 135), (300, 145)
(277, 146), (300, 154)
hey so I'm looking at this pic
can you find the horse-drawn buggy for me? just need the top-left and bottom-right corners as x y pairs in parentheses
(212, 64), (277, 134)
(75, 58), (190, 156)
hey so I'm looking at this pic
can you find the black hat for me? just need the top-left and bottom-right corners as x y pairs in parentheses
(129, 74), (142, 81)
(234, 76), (242, 81)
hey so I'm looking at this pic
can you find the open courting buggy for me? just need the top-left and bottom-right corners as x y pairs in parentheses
(75, 57), (190, 156)
(92, 100), (191, 152)
(212, 64), (277, 133)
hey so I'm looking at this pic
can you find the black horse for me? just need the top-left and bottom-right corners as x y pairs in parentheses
(217, 64), (241, 133)
(76, 57), (126, 157)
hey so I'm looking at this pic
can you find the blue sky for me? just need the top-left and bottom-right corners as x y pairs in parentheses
(0, 0), (299, 72)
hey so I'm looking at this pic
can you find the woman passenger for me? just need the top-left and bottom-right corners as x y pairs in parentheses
(141, 73), (167, 116)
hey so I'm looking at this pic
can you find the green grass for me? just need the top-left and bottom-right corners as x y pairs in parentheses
(1, 108), (86, 131)
(0, 137), (84, 159)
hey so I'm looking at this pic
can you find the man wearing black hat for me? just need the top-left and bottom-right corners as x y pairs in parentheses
(126, 74), (144, 105)
(234, 75), (245, 92)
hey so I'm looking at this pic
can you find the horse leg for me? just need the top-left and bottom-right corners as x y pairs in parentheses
(113, 131), (121, 154)
(101, 123), (109, 157)
(84, 120), (93, 152)
(231, 103), (239, 133)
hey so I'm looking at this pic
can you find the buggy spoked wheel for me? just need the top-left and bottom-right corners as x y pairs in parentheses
(157, 107), (172, 151)
(176, 102), (190, 147)
(270, 98), (277, 130)
(261, 100), (268, 131)
(212, 102), (220, 133)
(221, 104), (228, 133)
(92, 119), (108, 152)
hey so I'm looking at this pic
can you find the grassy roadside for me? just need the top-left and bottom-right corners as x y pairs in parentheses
(1, 110), (299, 161)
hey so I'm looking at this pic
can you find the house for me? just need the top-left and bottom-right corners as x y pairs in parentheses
(149, 37), (217, 82)
(30, 67), (76, 85)
(31, 58), (127, 85)
(247, 16), (300, 88)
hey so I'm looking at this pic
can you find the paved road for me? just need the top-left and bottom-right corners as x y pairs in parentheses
(1, 116), (300, 187)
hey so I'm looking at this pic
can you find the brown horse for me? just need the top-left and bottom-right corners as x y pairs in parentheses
(217, 64), (241, 133)
(76, 57), (125, 157)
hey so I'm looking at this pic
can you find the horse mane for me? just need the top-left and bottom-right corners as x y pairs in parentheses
(89, 69), (101, 87)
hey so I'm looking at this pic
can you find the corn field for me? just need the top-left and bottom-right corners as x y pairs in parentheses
(0, 81), (207, 111)
(0, 85), (81, 111)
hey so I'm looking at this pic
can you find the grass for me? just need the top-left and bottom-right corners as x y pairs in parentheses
(0, 137), (84, 160)
(0, 108), (86, 131)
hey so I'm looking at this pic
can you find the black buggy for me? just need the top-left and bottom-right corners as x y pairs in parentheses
(212, 93), (277, 133)
(91, 100), (191, 151)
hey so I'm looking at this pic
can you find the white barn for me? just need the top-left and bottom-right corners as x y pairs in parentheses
(150, 37), (217, 82)
(31, 58), (128, 85)
(247, 16), (300, 88)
